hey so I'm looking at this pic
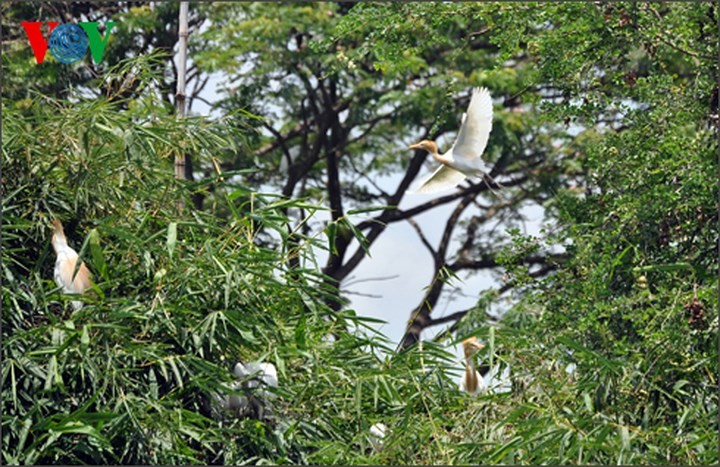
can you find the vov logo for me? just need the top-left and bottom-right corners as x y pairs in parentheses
(21, 22), (116, 64)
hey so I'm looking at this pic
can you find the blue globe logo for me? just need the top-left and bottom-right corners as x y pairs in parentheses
(48, 24), (88, 64)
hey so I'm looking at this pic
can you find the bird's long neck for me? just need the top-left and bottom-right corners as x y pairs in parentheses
(465, 357), (479, 393)
(431, 149), (452, 165)
(52, 231), (68, 253)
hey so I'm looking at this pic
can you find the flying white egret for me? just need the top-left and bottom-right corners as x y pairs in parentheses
(461, 337), (487, 395)
(51, 219), (92, 310)
(408, 87), (501, 195)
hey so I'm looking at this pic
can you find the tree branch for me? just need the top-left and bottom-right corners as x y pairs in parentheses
(398, 193), (478, 350)
(430, 262), (561, 341)
(335, 173), (529, 285)
(406, 218), (436, 256)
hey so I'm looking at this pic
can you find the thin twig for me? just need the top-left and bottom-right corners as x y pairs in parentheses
(406, 218), (436, 256)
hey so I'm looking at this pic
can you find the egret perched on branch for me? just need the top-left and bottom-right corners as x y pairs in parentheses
(215, 360), (278, 420)
(51, 219), (92, 310)
(408, 87), (501, 195)
(461, 337), (487, 395)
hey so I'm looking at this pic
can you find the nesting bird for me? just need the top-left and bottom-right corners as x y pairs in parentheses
(233, 361), (278, 395)
(215, 360), (278, 420)
(51, 219), (92, 310)
(461, 337), (487, 395)
(409, 87), (501, 195)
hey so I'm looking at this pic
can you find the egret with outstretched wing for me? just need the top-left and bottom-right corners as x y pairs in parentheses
(408, 87), (500, 195)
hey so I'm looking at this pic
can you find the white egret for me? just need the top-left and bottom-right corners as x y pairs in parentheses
(219, 379), (249, 413)
(233, 361), (278, 397)
(408, 87), (501, 195)
(368, 422), (387, 452)
(461, 337), (487, 395)
(51, 219), (92, 310)
(485, 364), (512, 394)
(216, 360), (278, 419)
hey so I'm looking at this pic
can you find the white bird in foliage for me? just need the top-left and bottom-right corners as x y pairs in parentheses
(216, 360), (278, 419)
(368, 422), (387, 452)
(51, 219), (92, 310)
(233, 361), (278, 395)
(461, 337), (487, 395)
(409, 87), (500, 195)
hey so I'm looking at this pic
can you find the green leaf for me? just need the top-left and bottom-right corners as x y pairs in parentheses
(583, 392), (594, 413)
(338, 217), (370, 256)
(166, 222), (177, 259)
(88, 228), (108, 281)
(632, 262), (695, 273)
(294, 311), (307, 350)
(325, 222), (338, 255)
(347, 205), (392, 215)
(80, 325), (90, 352)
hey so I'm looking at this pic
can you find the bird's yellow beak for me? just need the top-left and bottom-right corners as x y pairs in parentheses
(408, 142), (423, 150)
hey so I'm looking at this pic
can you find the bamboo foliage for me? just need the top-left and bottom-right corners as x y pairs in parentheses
(1, 2), (717, 465)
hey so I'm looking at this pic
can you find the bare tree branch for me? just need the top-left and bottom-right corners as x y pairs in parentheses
(398, 193), (477, 350)
(406, 218), (436, 256)
(261, 121), (293, 168)
(356, 173), (528, 233)
(430, 262), (561, 342)
(345, 156), (391, 199)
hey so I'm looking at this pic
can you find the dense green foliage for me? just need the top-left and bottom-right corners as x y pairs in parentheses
(2, 2), (718, 465)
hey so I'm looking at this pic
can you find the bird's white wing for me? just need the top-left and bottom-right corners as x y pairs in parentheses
(258, 363), (278, 388)
(56, 250), (92, 294)
(450, 87), (493, 163)
(409, 165), (467, 194)
(233, 362), (250, 378)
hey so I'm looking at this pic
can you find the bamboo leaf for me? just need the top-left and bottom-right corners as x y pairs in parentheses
(88, 228), (108, 281)
(166, 222), (177, 259)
